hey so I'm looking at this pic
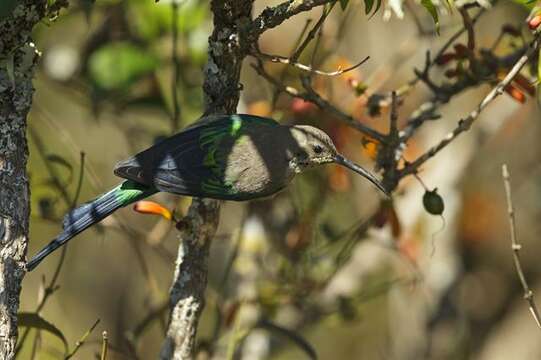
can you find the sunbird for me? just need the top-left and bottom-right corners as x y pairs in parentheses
(26, 114), (387, 271)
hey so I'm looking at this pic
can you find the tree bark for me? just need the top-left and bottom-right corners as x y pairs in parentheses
(160, 1), (254, 359)
(0, 1), (49, 358)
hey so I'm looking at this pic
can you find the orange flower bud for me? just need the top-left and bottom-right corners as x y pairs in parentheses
(133, 201), (173, 221)
(528, 15), (541, 30)
(504, 84), (526, 103)
(513, 74), (536, 96)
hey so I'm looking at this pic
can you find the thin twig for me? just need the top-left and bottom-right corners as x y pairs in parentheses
(291, 2), (335, 63)
(211, 211), (247, 343)
(64, 319), (100, 359)
(251, 0), (336, 37)
(255, 51), (369, 76)
(501, 164), (541, 329)
(171, 0), (181, 131)
(100, 331), (108, 360)
(459, 7), (475, 51)
(389, 91), (399, 139)
(251, 60), (386, 142)
(401, 31), (541, 176)
(271, 19), (313, 109)
(423, 9), (484, 83)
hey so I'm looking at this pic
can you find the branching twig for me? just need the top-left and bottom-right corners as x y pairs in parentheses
(251, 60), (386, 142)
(64, 319), (100, 359)
(401, 31), (541, 176)
(501, 164), (541, 329)
(254, 51), (369, 77)
(459, 7), (475, 51)
(291, 1), (334, 62)
(251, 0), (336, 37)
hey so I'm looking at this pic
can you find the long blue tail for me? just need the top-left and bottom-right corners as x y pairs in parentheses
(26, 181), (156, 271)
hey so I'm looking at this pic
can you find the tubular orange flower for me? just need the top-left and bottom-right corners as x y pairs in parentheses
(133, 201), (173, 221)
(513, 74), (536, 96)
(504, 84), (526, 103)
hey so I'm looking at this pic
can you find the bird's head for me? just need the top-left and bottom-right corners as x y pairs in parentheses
(289, 125), (388, 195)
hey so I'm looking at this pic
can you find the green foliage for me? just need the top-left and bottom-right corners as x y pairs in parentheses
(421, 0), (440, 33)
(364, 0), (383, 15)
(510, 0), (537, 10)
(88, 42), (159, 91)
(18, 312), (68, 354)
(340, 0), (383, 15)
(0, 0), (17, 22)
(129, 0), (208, 40)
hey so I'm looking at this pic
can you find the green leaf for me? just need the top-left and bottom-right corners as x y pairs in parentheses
(421, 0), (440, 34)
(130, 0), (208, 40)
(18, 312), (68, 353)
(511, 0), (537, 10)
(364, 0), (375, 14)
(340, 0), (350, 10)
(88, 42), (159, 90)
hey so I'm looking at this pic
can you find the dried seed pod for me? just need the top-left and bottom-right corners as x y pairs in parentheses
(423, 188), (444, 215)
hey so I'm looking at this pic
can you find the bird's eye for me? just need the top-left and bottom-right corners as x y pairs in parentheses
(313, 145), (324, 154)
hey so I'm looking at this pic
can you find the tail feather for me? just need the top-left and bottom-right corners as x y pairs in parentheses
(26, 181), (154, 271)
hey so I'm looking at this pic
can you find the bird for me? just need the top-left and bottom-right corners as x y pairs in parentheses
(26, 114), (387, 271)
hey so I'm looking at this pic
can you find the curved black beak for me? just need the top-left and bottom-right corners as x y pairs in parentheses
(334, 154), (389, 196)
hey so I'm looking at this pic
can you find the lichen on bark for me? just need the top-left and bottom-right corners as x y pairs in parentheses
(0, 1), (50, 358)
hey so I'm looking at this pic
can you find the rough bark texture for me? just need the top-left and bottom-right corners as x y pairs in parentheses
(0, 2), (47, 358)
(160, 1), (254, 359)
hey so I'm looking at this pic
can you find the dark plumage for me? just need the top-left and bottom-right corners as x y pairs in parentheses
(27, 114), (386, 271)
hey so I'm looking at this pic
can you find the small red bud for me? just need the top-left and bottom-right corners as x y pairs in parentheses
(528, 15), (541, 30)
(453, 44), (470, 58)
(435, 53), (456, 66)
(291, 98), (317, 116)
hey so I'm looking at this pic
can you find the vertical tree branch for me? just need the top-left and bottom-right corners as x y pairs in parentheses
(0, 2), (52, 358)
(160, 1), (254, 358)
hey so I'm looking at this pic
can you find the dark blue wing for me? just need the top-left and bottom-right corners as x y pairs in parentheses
(113, 114), (278, 199)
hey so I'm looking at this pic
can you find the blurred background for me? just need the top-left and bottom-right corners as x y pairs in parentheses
(19, 0), (541, 359)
